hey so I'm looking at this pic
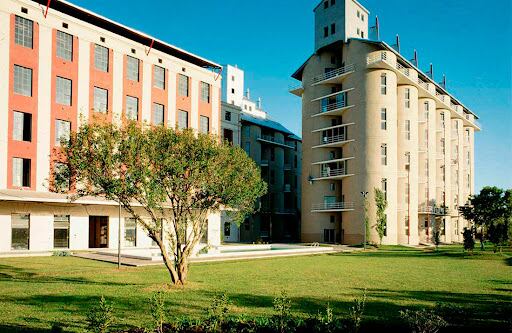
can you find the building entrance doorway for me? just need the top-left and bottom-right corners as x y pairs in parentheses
(89, 216), (109, 248)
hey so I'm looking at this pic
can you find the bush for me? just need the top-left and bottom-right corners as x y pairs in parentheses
(434, 302), (467, 325)
(149, 291), (166, 333)
(86, 296), (114, 333)
(463, 228), (475, 253)
(348, 290), (367, 333)
(272, 291), (293, 333)
(204, 293), (230, 332)
(400, 308), (447, 333)
(52, 251), (71, 257)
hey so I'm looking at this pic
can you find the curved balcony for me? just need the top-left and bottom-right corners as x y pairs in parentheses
(313, 134), (354, 149)
(312, 202), (355, 212)
(312, 64), (355, 86)
(311, 100), (354, 117)
(289, 82), (304, 97)
(314, 168), (354, 181)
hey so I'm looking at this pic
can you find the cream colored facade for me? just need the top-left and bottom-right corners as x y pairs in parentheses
(292, 0), (479, 245)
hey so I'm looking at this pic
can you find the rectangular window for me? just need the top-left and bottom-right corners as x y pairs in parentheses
(54, 215), (70, 248)
(12, 157), (30, 187)
(224, 222), (231, 237)
(56, 30), (73, 61)
(13, 111), (32, 142)
(405, 88), (410, 108)
(324, 26), (329, 38)
(127, 56), (140, 81)
(152, 103), (165, 126)
(55, 119), (71, 146)
(381, 178), (387, 200)
(178, 74), (189, 97)
(153, 65), (165, 89)
(380, 73), (387, 95)
(15, 16), (33, 48)
(125, 96), (138, 120)
(93, 87), (108, 113)
(330, 23), (336, 35)
(324, 1), (329, 9)
(124, 218), (137, 247)
(381, 144), (387, 166)
(225, 111), (232, 121)
(200, 115), (209, 134)
(223, 128), (233, 144)
(405, 120), (411, 140)
(11, 213), (30, 250)
(177, 110), (188, 129)
(94, 44), (109, 72)
(56, 77), (72, 105)
(441, 112), (445, 129)
(381, 108), (387, 130)
(200, 81), (210, 103)
(14, 65), (32, 96)
(54, 162), (70, 192)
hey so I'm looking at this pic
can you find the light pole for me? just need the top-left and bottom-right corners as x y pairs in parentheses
(360, 191), (368, 250)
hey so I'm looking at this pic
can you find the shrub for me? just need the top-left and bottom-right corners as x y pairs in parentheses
(400, 308), (447, 333)
(272, 291), (293, 333)
(149, 291), (166, 333)
(86, 296), (114, 333)
(204, 293), (230, 332)
(313, 303), (345, 333)
(434, 302), (467, 325)
(50, 323), (64, 333)
(52, 251), (71, 257)
(463, 228), (475, 253)
(348, 290), (367, 333)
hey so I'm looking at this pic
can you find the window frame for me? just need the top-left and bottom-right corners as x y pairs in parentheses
(125, 95), (139, 121)
(200, 115), (209, 134)
(13, 65), (33, 97)
(56, 30), (73, 61)
(178, 74), (189, 97)
(177, 109), (188, 129)
(126, 56), (140, 82)
(94, 44), (109, 72)
(153, 65), (166, 89)
(55, 76), (72, 106)
(14, 15), (33, 48)
(152, 102), (165, 126)
(93, 86), (108, 113)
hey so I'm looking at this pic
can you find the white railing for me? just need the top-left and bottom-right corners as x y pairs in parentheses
(320, 168), (347, 178)
(312, 64), (355, 84)
(321, 134), (346, 145)
(312, 202), (355, 211)
(418, 205), (447, 215)
(396, 62), (410, 77)
(367, 51), (389, 65)
(417, 77), (429, 90)
(320, 99), (348, 113)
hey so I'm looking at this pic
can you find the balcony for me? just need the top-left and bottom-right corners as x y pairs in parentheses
(312, 202), (355, 212)
(289, 82), (304, 97)
(312, 64), (355, 86)
(257, 135), (294, 149)
(312, 100), (354, 117)
(313, 134), (354, 149)
(315, 168), (354, 181)
(418, 205), (448, 216)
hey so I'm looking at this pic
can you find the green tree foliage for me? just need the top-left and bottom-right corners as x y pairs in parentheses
(54, 122), (266, 285)
(374, 188), (387, 245)
(459, 187), (512, 252)
(462, 228), (475, 253)
(86, 296), (114, 333)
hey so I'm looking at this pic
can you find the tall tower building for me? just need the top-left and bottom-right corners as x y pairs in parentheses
(291, 0), (479, 245)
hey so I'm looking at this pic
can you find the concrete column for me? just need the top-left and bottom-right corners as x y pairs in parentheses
(77, 39), (90, 126)
(0, 12), (10, 189)
(112, 51), (124, 125)
(141, 61), (152, 124)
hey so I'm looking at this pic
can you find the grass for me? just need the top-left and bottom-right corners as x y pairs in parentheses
(0, 245), (510, 332)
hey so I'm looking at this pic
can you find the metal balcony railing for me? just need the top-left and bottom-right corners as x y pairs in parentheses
(312, 202), (355, 211)
(320, 168), (346, 178)
(417, 77), (429, 90)
(320, 134), (347, 145)
(396, 62), (410, 77)
(312, 64), (355, 84)
(320, 99), (348, 114)
(418, 205), (448, 215)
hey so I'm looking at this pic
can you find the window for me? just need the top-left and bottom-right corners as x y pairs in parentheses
(331, 23), (336, 35)
(324, 229), (335, 243)
(330, 215), (335, 223)
(12, 157), (30, 187)
(225, 111), (232, 121)
(405, 120), (411, 140)
(465, 129), (470, 144)
(200, 81), (210, 103)
(223, 128), (233, 144)
(381, 108), (387, 130)
(324, 26), (329, 38)
(125, 96), (139, 120)
(15, 16), (33, 48)
(94, 44), (109, 72)
(361, 31), (364, 38)
(357, 10), (360, 18)
(124, 218), (137, 247)
(153, 65), (165, 89)
(361, 14), (365, 21)
(127, 56), (140, 81)
(380, 74), (387, 95)
(405, 152), (411, 166)
(441, 112), (445, 129)
(330, 183), (335, 191)
(152, 103), (165, 126)
(331, 0), (335, 5)
(54, 215), (70, 248)
(381, 144), (387, 165)
(56, 77), (72, 105)
(56, 30), (73, 61)
(54, 162), (70, 192)
(55, 119), (71, 146)
(14, 65), (32, 96)
(178, 74), (189, 97)
(177, 110), (188, 129)
(405, 216), (409, 236)
(93, 87), (108, 113)
(357, 28), (360, 36)
(13, 111), (32, 142)
(324, 1), (329, 9)
(11, 214), (30, 250)
(381, 178), (387, 200)
(424, 101), (429, 121)
(405, 88), (410, 108)
(224, 222), (231, 237)
(200, 115), (209, 134)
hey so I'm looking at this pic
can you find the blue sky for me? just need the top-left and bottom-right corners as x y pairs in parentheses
(71, 0), (511, 190)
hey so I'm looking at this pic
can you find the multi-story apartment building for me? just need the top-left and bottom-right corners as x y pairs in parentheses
(221, 65), (302, 243)
(0, 0), (223, 254)
(291, 0), (479, 245)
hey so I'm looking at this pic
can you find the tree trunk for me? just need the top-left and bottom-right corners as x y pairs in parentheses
(177, 257), (188, 285)
(160, 245), (180, 285)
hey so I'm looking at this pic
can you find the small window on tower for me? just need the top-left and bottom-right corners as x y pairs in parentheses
(331, 24), (336, 35)
(324, 1), (329, 9)
(324, 26), (329, 38)
(331, 0), (335, 5)
(357, 10), (360, 18)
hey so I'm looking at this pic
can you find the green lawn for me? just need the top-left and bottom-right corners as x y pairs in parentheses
(0, 246), (510, 332)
